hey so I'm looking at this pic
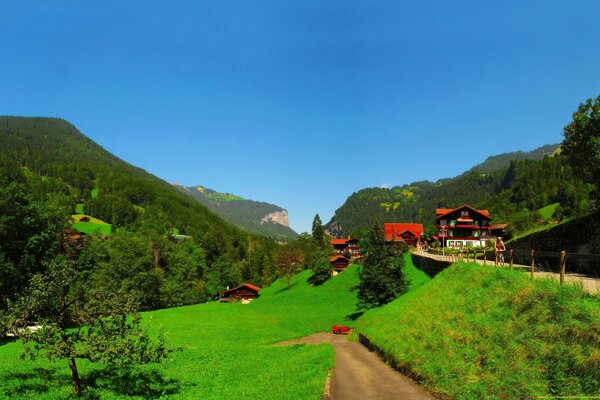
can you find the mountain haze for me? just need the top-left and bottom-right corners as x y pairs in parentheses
(173, 184), (299, 241)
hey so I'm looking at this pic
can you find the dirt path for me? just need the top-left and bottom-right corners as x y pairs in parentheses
(275, 332), (435, 400)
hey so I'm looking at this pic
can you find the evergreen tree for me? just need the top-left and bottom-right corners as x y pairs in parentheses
(357, 224), (407, 309)
(311, 214), (325, 246)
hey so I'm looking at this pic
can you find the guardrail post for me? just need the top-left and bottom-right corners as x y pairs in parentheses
(560, 251), (567, 285)
(530, 250), (535, 279)
(509, 249), (513, 269)
(483, 249), (487, 266)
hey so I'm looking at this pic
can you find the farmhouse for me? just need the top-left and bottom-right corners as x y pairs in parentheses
(220, 283), (261, 304)
(436, 204), (493, 247)
(328, 255), (350, 272)
(330, 238), (361, 258)
(384, 223), (424, 246)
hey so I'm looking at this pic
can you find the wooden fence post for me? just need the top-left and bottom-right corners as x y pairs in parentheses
(509, 249), (513, 269)
(530, 249), (535, 279)
(483, 249), (487, 266)
(560, 251), (567, 285)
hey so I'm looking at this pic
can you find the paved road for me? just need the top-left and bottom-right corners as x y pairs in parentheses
(275, 332), (435, 400)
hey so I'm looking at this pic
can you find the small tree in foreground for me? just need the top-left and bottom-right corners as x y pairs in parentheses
(357, 225), (407, 309)
(308, 258), (333, 286)
(9, 257), (173, 396)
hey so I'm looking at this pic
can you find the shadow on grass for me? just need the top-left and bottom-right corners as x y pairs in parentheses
(346, 311), (364, 321)
(84, 367), (185, 398)
(1, 367), (62, 397)
(1, 366), (186, 399)
(273, 280), (301, 294)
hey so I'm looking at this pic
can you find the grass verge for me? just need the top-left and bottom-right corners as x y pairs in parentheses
(355, 261), (600, 399)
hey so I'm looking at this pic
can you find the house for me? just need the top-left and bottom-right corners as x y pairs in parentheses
(436, 204), (493, 248)
(220, 283), (261, 304)
(328, 255), (350, 272)
(384, 223), (424, 246)
(330, 238), (361, 258)
(489, 223), (508, 238)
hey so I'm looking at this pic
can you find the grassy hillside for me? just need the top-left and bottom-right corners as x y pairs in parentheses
(356, 260), (600, 399)
(0, 265), (361, 399)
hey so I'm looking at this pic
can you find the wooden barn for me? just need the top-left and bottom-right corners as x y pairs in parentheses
(328, 255), (350, 272)
(220, 283), (261, 304)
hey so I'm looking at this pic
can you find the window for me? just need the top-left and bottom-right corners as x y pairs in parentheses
(461, 211), (469, 217)
(449, 229), (454, 237)
(440, 219), (447, 226)
(474, 220), (480, 226)
(473, 231), (479, 237)
(449, 220), (456, 227)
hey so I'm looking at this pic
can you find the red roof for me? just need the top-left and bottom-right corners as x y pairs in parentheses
(331, 238), (349, 245)
(220, 283), (261, 295)
(384, 223), (424, 241)
(328, 255), (349, 263)
(435, 204), (492, 220)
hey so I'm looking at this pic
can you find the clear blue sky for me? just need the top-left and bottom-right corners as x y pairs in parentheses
(2, 1), (600, 233)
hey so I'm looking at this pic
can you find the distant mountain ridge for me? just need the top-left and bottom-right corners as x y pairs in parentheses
(325, 143), (590, 237)
(462, 144), (560, 176)
(173, 184), (299, 241)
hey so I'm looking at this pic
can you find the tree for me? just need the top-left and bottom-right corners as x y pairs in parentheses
(8, 257), (172, 396)
(311, 214), (325, 246)
(357, 224), (407, 309)
(562, 95), (600, 203)
(308, 258), (333, 286)
(274, 244), (304, 289)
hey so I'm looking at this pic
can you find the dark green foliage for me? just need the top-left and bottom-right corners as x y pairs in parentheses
(357, 225), (408, 309)
(8, 257), (173, 396)
(462, 143), (560, 175)
(0, 183), (65, 308)
(562, 95), (600, 203)
(311, 214), (325, 246)
(308, 258), (333, 286)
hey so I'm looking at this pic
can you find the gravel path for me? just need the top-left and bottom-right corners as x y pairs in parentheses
(275, 332), (435, 400)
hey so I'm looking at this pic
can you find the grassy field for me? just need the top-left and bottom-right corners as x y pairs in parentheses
(356, 260), (600, 399)
(0, 265), (360, 399)
(71, 214), (112, 236)
(538, 202), (559, 220)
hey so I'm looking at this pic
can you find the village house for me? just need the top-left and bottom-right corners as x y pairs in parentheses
(384, 223), (424, 246)
(330, 238), (361, 258)
(220, 283), (261, 304)
(436, 204), (493, 248)
(328, 255), (350, 272)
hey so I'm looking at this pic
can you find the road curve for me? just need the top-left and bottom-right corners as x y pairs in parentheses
(275, 332), (435, 400)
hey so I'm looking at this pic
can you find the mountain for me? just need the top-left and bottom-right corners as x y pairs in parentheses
(0, 117), (279, 310)
(461, 143), (561, 175)
(173, 184), (299, 241)
(325, 144), (592, 238)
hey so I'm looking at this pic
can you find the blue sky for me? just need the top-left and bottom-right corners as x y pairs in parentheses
(2, 1), (600, 233)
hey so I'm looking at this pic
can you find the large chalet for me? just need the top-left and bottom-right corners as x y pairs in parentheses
(384, 223), (424, 246)
(330, 238), (361, 258)
(436, 204), (493, 248)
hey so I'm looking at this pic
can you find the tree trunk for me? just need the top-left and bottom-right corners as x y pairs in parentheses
(69, 357), (82, 396)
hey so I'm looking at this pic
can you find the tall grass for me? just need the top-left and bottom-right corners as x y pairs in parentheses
(356, 261), (600, 399)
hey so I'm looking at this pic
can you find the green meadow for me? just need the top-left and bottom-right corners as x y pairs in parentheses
(0, 266), (360, 399)
(356, 258), (600, 399)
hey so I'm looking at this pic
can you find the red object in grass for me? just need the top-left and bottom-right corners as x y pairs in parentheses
(332, 325), (350, 334)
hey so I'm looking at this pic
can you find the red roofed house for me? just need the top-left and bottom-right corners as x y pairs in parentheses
(220, 283), (261, 304)
(330, 238), (361, 258)
(328, 255), (350, 272)
(384, 223), (424, 246)
(436, 204), (493, 248)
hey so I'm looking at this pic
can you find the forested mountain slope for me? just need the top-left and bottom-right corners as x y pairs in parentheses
(326, 147), (593, 238)
(174, 184), (299, 241)
(0, 117), (279, 310)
